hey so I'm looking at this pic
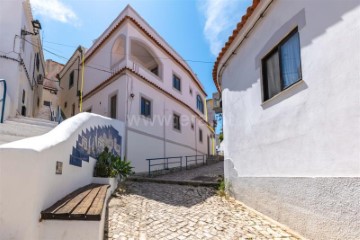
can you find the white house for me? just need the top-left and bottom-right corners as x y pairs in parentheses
(0, 0), (45, 121)
(77, 5), (215, 173)
(213, 0), (360, 239)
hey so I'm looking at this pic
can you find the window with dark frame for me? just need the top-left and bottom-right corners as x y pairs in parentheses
(141, 97), (151, 118)
(262, 28), (302, 101)
(71, 103), (75, 116)
(199, 129), (203, 142)
(36, 53), (40, 71)
(173, 113), (181, 131)
(196, 95), (204, 113)
(110, 95), (117, 119)
(173, 74), (181, 91)
(69, 71), (74, 89)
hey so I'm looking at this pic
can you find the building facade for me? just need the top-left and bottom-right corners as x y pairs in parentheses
(0, 0), (45, 121)
(35, 59), (63, 120)
(58, 46), (85, 119)
(76, 6), (215, 173)
(213, 0), (360, 239)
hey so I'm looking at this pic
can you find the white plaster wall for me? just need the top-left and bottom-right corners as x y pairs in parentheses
(0, 0), (45, 119)
(221, 0), (360, 177)
(220, 1), (360, 239)
(0, 113), (125, 240)
(81, 7), (213, 173)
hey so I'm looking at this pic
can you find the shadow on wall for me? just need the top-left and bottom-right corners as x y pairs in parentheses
(222, 0), (360, 93)
(113, 181), (216, 208)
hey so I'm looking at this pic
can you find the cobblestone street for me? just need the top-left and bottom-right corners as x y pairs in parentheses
(105, 180), (303, 240)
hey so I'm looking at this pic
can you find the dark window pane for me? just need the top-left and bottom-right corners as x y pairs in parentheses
(173, 114), (180, 130)
(173, 75), (181, 91)
(110, 95), (117, 118)
(69, 71), (74, 89)
(197, 95), (204, 113)
(280, 32), (301, 88)
(265, 51), (281, 99)
(141, 97), (151, 117)
(199, 129), (203, 142)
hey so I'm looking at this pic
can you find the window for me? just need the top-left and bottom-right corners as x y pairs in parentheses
(22, 90), (25, 104)
(173, 74), (181, 91)
(173, 113), (181, 131)
(262, 29), (302, 100)
(71, 103), (75, 116)
(64, 102), (67, 108)
(196, 95), (204, 113)
(35, 53), (40, 71)
(110, 95), (117, 119)
(69, 71), (74, 89)
(189, 87), (193, 95)
(199, 129), (203, 142)
(141, 97), (151, 118)
(191, 123), (194, 130)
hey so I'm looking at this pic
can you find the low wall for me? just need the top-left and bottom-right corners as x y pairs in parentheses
(0, 113), (125, 240)
(225, 159), (360, 240)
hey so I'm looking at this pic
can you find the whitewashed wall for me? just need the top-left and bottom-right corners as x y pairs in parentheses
(0, 113), (125, 240)
(0, 0), (45, 119)
(82, 5), (213, 173)
(219, 0), (360, 239)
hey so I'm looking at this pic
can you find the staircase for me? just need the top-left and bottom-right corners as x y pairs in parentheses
(36, 105), (52, 121)
(0, 116), (57, 145)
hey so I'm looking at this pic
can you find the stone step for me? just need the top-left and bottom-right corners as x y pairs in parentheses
(9, 116), (57, 128)
(0, 134), (24, 145)
(0, 121), (53, 138)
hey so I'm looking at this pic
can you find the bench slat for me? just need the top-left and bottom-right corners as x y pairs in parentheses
(86, 185), (108, 216)
(41, 183), (110, 221)
(71, 186), (101, 215)
(55, 188), (92, 215)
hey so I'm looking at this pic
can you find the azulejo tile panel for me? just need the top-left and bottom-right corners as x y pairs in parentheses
(70, 125), (122, 167)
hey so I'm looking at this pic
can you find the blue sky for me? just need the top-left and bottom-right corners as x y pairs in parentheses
(30, 0), (251, 132)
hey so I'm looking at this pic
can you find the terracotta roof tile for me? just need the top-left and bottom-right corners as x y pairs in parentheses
(212, 0), (260, 92)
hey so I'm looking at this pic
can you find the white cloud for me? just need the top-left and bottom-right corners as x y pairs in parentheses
(30, 0), (80, 26)
(199, 0), (251, 56)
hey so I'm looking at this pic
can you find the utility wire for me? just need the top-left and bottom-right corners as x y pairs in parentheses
(42, 39), (215, 64)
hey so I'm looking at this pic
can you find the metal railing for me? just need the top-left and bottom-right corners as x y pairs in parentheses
(0, 79), (7, 123)
(185, 155), (206, 170)
(146, 156), (182, 177)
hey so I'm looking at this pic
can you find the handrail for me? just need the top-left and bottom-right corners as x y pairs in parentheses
(185, 154), (207, 170)
(146, 156), (183, 177)
(49, 102), (54, 121)
(0, 79), (7, 123)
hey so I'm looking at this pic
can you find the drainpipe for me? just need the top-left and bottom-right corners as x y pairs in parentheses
(0, 79), (7, 123)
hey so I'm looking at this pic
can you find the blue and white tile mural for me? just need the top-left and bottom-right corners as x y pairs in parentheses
(70, 125), (122, 167)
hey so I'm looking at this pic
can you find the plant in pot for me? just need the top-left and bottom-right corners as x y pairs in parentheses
(94, 147), (134, 182)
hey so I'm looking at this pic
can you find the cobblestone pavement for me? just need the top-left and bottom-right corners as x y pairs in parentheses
(154, 162), (224, 182)
(105, 181), (303, 240)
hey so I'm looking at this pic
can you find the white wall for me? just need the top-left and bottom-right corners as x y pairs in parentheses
(221, 0), (360, 177)
(0, 0), (45, 119)
(0, 113), (125, 240)
(81, 5), (213, 173)
(219, 1), (360, 239)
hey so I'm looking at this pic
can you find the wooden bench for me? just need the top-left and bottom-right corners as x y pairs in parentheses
(41, 184), (110, 221)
